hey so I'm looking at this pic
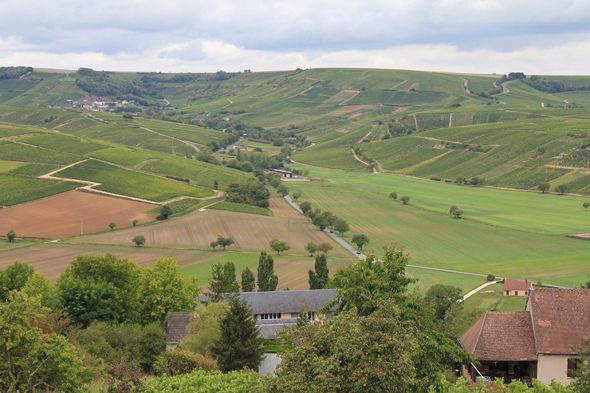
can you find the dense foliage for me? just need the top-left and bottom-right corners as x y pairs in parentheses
(225, 181), (270, 207)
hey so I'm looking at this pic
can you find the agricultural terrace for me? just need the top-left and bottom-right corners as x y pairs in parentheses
(55, 159), (214, 201)
(285, 168), (590, 287)
(0, 191), (154, 238)
(79, 208), (348, 257)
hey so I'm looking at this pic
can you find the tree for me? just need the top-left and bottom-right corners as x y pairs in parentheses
(308, 253), (329, 290)
(538, 182), (551, 193)
(424, 284), (463, 319)
(333, 219), (350, 236)
(132, 219), (138, 226)
(211, 297), (265, 373)
(179, 302), (229, 358)
(571, 339), (590, 392)
(0, 261), (35, 302)
(0, 292), (89, 393)
(304, 242), (318, 256)
(270, 178), (281, 188)
(389, 191), (398, 200)
(449, 206), (458, 215)
(109, 222), (116, 230)
(213, 179), (219, 190)
(299, 201), (312, 215)
(208, 261), (240, 301)
(216, 235), (235, 251)
(269, 239), (290, 255)
(241, 267), (255, 292)
(132, 235), (146, 247)
(292, 192), (302, 201)
(317, 242), (333, 256)
(160, 205), (173, 219)
(452, 209), (464, 219)
(277, 184), (289, 196)
(257, 251), (279, 292)
(351, 234), (369, 250)
(210, 241), (218, 250)
(138, 257), (201, 324)
(584, 202), (590, 211)
(555, 184), (568, 194)
(400, 196), (410, 204)
(312, 215), (328, 231)
(6, 229), (16, 243)
(455, 176), (467, 184)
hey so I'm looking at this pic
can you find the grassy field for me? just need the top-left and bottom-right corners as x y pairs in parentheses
(147, 198), (210, 217)
(0, 174), (79, 206)
(56, 159), (214, 201)
(462, 282), (527, 313)
(207, 202), (272, 216)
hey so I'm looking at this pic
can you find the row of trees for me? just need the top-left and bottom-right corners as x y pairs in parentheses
(389, 191), (410, 204)
(299, 201), (350, 234)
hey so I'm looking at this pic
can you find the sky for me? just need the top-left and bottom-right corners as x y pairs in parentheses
(1, 0), (590, 74)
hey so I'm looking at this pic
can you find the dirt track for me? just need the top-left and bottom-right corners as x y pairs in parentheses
(0, 191), (155, 238)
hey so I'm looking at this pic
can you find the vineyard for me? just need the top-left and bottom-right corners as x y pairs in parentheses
(0, 174), (78, 206)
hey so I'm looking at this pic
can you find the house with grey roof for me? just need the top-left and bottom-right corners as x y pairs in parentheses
(459, 288), (590, 386)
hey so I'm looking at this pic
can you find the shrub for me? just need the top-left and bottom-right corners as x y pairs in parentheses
(154, 350), (218, 376)
(487, 274), (495, 281)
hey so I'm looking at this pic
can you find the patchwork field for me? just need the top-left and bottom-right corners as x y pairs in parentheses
(0, 191), (155, 238)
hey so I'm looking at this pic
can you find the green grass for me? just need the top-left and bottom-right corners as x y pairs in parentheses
(8, 163), (58, 178)
(56, 159), (214, 202)
(0, 160), (26, 173)
(180, 252), (261, 283)
(147, 198), (209, 216)
(462, 282), (527, 313)
(20, 134), (107, 155)
(0, 174), (78, 206)
(0, 142), (81, 164)
(207, 202), (272, 216)
(407, 267), (486, 295)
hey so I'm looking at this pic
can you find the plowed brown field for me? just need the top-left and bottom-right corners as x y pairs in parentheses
(268, 194), (302, 218)
(81, 209), (347, 257)
(0, 191), (155, 239)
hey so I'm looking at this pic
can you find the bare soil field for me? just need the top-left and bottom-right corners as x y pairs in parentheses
(0, 191), (155, 238)
(268, 194), (302, 218)
(0, 243), (212, 281)
(80, 209), (348, 257)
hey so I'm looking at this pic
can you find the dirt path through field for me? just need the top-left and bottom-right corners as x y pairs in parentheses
(351, 148), (369, 166)
(397, 150), (452, 172)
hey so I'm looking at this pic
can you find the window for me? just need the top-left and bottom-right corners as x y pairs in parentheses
(260, 313), (281, 320)
(567, 358), (579, 378)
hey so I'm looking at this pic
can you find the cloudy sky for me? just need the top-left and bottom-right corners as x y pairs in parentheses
(1, 0), (590, 74)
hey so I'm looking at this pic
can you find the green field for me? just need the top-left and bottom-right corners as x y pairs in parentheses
(55, 159), (214, 201)
(147, 198), (210, 216)
(462, 282), (527, 313)
(207, 202), (272, 216)
(0, 174), (78, 206)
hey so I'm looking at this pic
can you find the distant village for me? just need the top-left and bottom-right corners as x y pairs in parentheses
(36, 96), (175, 114)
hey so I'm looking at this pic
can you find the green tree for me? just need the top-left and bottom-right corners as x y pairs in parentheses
(351, 234), (369, 250)
(584, 202), (590, 211)
(452, 209), (464, 219)
(400, 196), (410, 204)
(160, 205), (173, 219)
(0, 292), (89, 393)
(538, 182), (551, 193)
(210, 241), (218, 250)
(109, 222), (116, 230)
(572, 339), (590, 392)
(0, 262), (35, 302)
(292, 192), (302, 201)
(277, 184), (289, 196)
(317, 242), (333, 256)
(308, 253), (329, 290)
(299, 201), (312, 214)
(132, 234), (146, 247)
(138, 257), (201, 324)
(257, 251), (278, 292)
(455, 176), (467, 184)
(180, 302), (229, 358)
(449, 206), (458, 215)
(555, 184), (568, 194)
(241, 267), (255, 292)
(216, 235), (235, 251)
(270, 178), (281, 188)
(389, 191), (398, 200)
(270, 239), (290, 255)
(304, 242), (318, 256)
(240, 161), (253, 172)
(312, 215), (328, 231)
(272, 138), (284, 147)
(424, 284), (463, 319)
(6, 229), (16, 243)
(213, 179), (219, 190)
(208, 261), (240, 301)
(211, 297), (265, 373)
(333, 219), (350, 236)
(132, 219), (138, 226)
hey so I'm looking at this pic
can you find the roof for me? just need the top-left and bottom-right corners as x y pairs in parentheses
(167, 312), (192, 344)
(503, 279), (533, 292)
(269, 168), (293, 174)
(459, 312), (537, 361)
(197, 289), (337, 314)
(257, 318), (298, 339)
(530, 288), (590, 354)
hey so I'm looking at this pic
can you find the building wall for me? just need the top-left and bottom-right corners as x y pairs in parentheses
(537, 354), (574, 386)
(504, 289), (528, 296)
(259, 353), (282, 377)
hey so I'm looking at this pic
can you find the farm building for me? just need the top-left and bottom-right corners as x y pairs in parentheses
(459, 288), (590, 386)
(268, 168), (294, 178)
(233, 145), (255, 151)
(166, 289), (337, 348)
(503, 279), (533, 296)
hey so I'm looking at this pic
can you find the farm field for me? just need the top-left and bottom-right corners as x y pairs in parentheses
(0, 174), (79, 206)
(0, 191), (155, 238)
(285, 171), (590, 287)
(76, 209), (348, 257)
(462, 282), (527, 313)
(207, 202), (272, 216)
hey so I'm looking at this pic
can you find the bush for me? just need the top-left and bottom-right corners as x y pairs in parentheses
(487, 274), (495, 281)
(154, 350), (218, 376)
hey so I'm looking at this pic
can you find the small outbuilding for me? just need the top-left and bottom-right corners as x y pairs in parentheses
(268, 168), (293, 178)
(503, 279), (533, 297)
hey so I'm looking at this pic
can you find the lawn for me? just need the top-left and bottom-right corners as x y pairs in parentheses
(462, 282), (527, 313)
(55, 159), (214, 202)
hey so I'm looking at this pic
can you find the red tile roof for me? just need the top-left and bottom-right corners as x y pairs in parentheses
(503, 279), (533, 292)
(459, 311), (537, 361)
(167, 312), (191, 344)
(530, 289), (590, 354)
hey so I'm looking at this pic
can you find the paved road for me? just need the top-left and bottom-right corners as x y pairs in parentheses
(213, 137), (244, 154)
(284, 195), (303, 214)
(323, 228), (367, 260)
